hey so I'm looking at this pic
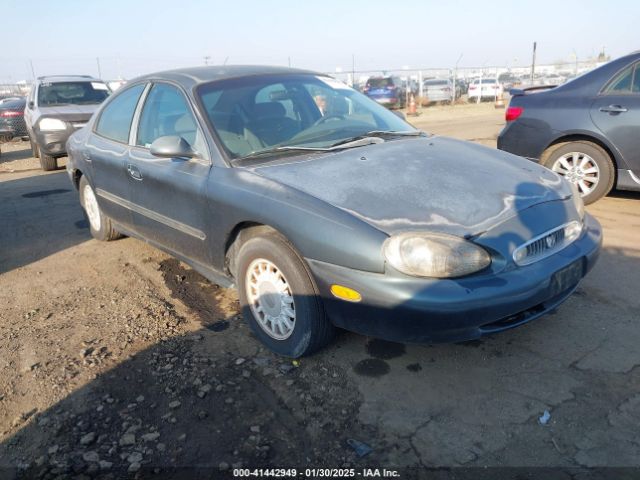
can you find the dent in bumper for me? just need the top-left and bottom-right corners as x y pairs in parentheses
(33, 127), (74, 156)
(306, 214), (602, 343)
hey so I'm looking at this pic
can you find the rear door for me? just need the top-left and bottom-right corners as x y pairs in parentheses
(127, 82), (212, 263)
(87, 82), (147, 231)
(590, 62), (640, 173)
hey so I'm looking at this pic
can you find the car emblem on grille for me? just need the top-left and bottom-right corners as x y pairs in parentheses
(545, 235), (557, 248)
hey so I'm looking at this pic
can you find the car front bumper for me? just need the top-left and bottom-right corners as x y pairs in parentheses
(306, 213), (602, 343)
(33, 125), (80, 157)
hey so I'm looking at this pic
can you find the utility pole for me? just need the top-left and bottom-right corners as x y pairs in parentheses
(203, 56), (211, 65)
(530, 41), (537, 85)
(351, 54), (355, 88)
(288, 56), (291, 67)
(96, 57), (102, 78)
(29, 59), (36, 80)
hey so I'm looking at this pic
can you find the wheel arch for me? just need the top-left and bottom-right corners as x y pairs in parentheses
(224, 222), (286, 279)
(542, 132), (619, 170)
(70, 168), (83, 190)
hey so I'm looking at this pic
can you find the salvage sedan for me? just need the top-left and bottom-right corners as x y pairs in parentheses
(66, 66), (602, 357)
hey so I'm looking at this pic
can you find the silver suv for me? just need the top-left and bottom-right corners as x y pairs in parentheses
(25, 75), (110, 170)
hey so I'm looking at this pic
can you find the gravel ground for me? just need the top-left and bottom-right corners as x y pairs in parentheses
(1, 105), (640, 479)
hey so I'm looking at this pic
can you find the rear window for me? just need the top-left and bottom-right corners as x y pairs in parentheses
(424, 80), (448, 85)
(367, 78), (393, 88)
(0, 98), (25, 109)
(38, 81), (110, 106)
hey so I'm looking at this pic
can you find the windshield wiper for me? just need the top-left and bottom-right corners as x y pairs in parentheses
(329, 130), (424, 148)
(236, 136), (392, 162)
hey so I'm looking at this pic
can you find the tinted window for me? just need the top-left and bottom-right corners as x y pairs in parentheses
(38, 81), (110, 106)
(606, 66), (633, 94)
(367, 78), (393, 88)
(424, 80), (448, 86)
(95, 84), (145, 143)
(137, 83), (204, 154)
(0, 98), (26, 109)
(633, 66), (640, 93)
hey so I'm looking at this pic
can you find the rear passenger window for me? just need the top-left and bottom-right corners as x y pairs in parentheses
(633, 66), (640, 94)
(95, 84), (145, 143)
(136, 83), (205, 155)
(605, 66), (633, 94)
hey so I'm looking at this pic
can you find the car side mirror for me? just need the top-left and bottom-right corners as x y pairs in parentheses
(150, 135), (195, 159)
(392, 110), (406, 121)
(28, 101), (34, 109)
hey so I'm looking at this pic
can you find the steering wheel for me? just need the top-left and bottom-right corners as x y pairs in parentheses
(313, 114), (345, 127)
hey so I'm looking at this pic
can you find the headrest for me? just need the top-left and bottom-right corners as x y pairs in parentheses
(253, 102), (285, 119)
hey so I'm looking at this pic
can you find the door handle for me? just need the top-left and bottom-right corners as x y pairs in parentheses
(126, 163), (142, 181)
(599, 104), (628, 114)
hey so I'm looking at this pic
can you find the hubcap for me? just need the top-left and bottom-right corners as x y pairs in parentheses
(245, 259), (295, 340)
(83, 184), (101, 231)
(551, 152), (600, 196)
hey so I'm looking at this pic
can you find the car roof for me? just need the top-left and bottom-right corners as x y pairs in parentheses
(37, 75), (102, 83)
(129, 65), (323, 89)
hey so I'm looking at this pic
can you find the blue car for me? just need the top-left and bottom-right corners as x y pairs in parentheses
(363, 75), (407, 109)
(66, 66), (601, 357)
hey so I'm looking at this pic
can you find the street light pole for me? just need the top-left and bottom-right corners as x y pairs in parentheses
(453, 53), (463, 103)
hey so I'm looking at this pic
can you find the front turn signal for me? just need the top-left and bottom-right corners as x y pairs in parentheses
(330, 285), (362, 302)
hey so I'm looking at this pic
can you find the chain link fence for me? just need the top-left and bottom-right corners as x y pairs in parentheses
(0, 57), (607, 106)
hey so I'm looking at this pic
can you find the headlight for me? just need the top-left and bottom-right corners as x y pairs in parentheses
(569, 182), (585, 221)
(39, 118), (67, 131)
(383, 232), (491, 278)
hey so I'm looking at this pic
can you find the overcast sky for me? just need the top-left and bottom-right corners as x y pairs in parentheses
(0, 0), (636, 81)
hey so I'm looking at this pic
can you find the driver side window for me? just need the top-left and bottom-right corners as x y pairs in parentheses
(136, 83), (206, 155)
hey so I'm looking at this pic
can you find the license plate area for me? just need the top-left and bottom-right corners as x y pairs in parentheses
(550, 258), (584, 297)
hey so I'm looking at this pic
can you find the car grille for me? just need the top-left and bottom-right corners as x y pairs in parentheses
(513, 221), (582, 266)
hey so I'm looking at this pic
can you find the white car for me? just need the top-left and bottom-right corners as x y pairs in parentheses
(467, 78), (503, 100)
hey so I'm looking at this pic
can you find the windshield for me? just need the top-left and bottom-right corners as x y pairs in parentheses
(197, 74), (414, 159)
(38, 81), (110, 106)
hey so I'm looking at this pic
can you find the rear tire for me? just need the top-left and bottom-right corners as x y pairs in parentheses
(40, 154), (57, 171)
(79, 176), (121, 241)
(236, 231), (334, 357)
(541, 141), (614, 205)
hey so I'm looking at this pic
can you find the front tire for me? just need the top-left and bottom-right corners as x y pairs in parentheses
(79, 176), (121, 241)
(39, 154), (57, 171)
(30, 136), (40, 158)
(236, 231), (334, 357)
(541, 141), (614, 205)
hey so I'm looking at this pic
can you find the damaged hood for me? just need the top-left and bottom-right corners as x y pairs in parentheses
(249, 136), (571, 237)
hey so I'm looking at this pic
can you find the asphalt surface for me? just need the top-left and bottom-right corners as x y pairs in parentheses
(1, 107), (640, 477)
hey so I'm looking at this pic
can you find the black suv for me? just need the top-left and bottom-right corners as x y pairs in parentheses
(25, 75), (110, 170)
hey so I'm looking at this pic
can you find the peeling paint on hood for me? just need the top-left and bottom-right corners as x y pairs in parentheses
(249, 136), (571, 237)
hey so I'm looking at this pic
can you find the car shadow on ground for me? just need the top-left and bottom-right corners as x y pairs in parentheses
(0, 171), (89, 274)
(0, 141), (32, 164)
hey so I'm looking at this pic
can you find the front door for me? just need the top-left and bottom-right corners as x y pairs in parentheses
(126, 82), (212, 264)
